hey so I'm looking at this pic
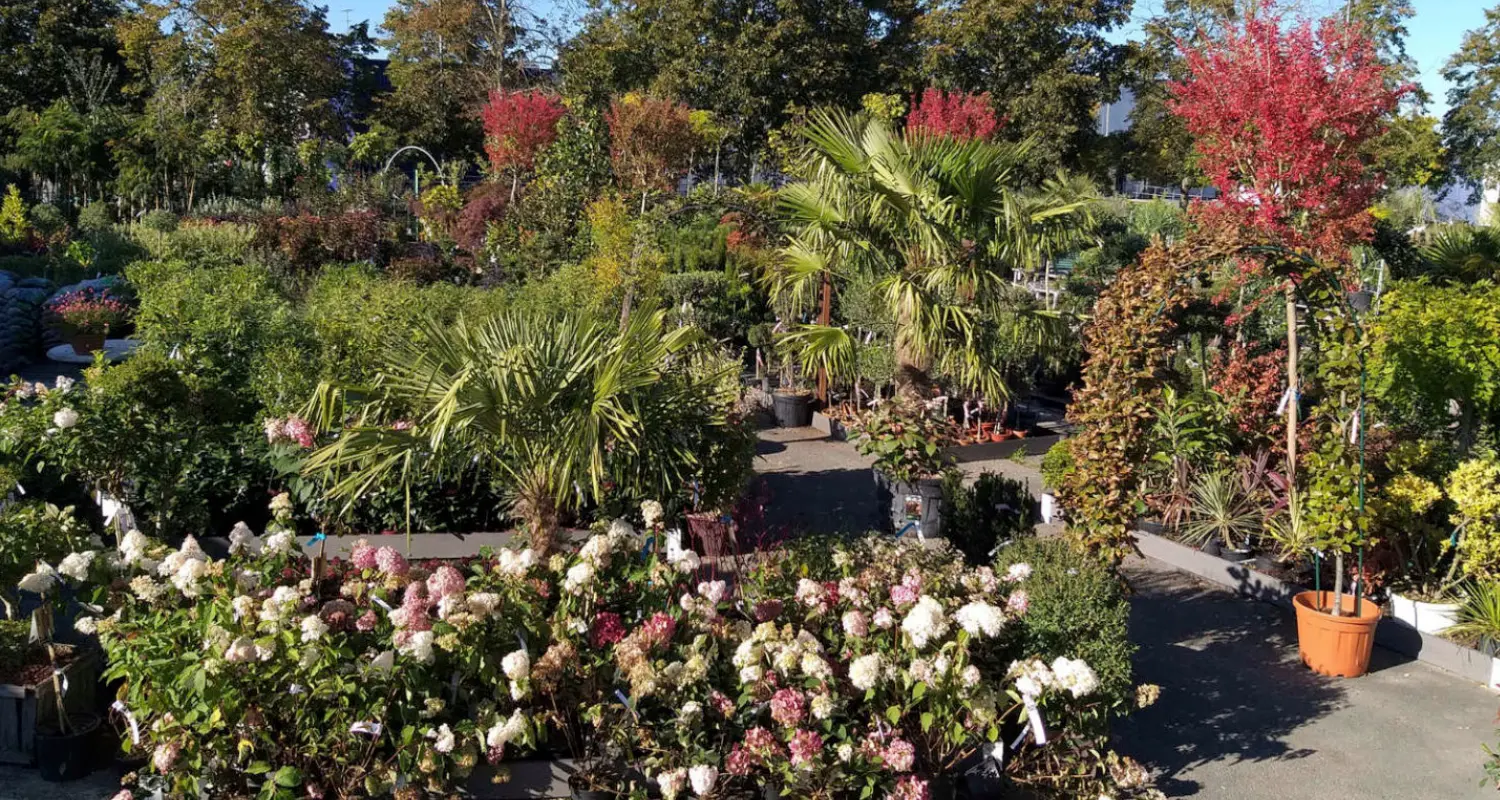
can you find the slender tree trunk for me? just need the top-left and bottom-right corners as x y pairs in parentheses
(510, 172), (519, 206)
(1285, 286), (1299, 486)
(713, 145), (722, 197)
(817, 270), (831, 403)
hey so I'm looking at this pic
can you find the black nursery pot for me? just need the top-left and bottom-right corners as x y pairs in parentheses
(1220, 545), (1256, 563)
(572, 790), (612, 800)
(36, 711), (101, 783)
(772, 391), (813, 428)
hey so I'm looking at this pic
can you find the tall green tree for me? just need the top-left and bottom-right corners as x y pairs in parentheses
(1444, 4), (1500, 199)
(920, 0), (1132, 178)
(379, 0), (538, 159)
(0, 0), (124, 114)
(559, 0), (921, 171)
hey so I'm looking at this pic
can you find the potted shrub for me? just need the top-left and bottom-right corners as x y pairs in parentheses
(45, 288), (130, 356)
(1379, 465), (1461, 634)
(770, 352), (814, 428)
(854, 400), (954, 538)
(1292, 447), (1382, 678)
(1039, 441), (1073, 524)
(15, 564), (99, 781)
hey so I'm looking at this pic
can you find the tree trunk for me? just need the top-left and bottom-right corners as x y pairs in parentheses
(510, 172), (519, 206)
(817, 270), (831, 403)
(1285, 286), (1299, 485)
(1331, 551), (1345, 618)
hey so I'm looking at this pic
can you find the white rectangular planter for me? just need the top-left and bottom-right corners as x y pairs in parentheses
(1389, 593), (1460, 635)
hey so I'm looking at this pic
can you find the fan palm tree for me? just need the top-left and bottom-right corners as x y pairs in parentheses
(1419, 223), (1500, 283)
(300, 308), (741, 553)
(768, 109), (1096, 403)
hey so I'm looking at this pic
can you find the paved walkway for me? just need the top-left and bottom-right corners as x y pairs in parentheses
(753, 426), (1500, 799)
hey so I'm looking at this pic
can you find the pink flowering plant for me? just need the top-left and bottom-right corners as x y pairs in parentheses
(45, 286), (132, 336)
(45, 495), (1159, 800)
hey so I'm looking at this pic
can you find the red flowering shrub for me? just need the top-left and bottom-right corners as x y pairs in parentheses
(906, 88), (999, 141)
(256, 211), (391, 272)
(322, 210), (386, 262)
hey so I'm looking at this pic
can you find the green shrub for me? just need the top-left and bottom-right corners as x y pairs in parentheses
(0, 500), (93, 614)
(76, 202), (113, 233)
(660, 269), (759, 342)
(27, 203), (66, 238)
(0, 619), (29, 673)
(126, 222), (257, 264)
(1040, 439), (1075, 489)
(126, 259), (315, 412)
(994, 538), (1135, 717)
(140, 209), (178, 232)
(942, 470), (1035, 565)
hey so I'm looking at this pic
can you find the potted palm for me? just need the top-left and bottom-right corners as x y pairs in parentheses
(854, 399), (954, 538)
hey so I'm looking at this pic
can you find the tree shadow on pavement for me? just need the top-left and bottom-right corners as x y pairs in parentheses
(758, 467), (884, 536)
(1113, 564), (1345, 797)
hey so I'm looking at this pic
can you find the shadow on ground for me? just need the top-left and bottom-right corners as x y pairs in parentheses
(758, 467), (883, 536)
(1113, 563), (1345, 797)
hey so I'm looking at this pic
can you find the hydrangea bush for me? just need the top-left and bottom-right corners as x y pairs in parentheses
(50, 498), (1159, 800)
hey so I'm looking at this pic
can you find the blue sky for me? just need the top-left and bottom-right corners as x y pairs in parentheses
(329, 0), (1488, 115)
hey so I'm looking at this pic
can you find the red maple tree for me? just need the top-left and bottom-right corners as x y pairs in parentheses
(481, 89), (567, 178)
(1169, 12), (1404, 261)
(606, 94), (699, 208)
(906, 88), (999, 141)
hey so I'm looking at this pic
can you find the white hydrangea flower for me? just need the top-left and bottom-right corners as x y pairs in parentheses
(18, 564), (58, 596)
(608, 517), (636, 542)
(849, 653), (883, 691)
(1006, 562), (1033, 582)
(497, 548), (536, 577)
(467, 592), (500, 618)
(74, 616), (97, 635)
(228, 522), (255, 555)
(810, 693), (834, 720)
(399, 631), (434, 664)
(369, 650), (395, 674)
(262, 530), (297, 557)
(678, 701), (702, 725)
(502, 649), (531, 680)
(170, 558), (208, 598)
(657, 768), (688, 800)
(687, 764), (718, 796)
(738, 664), (764, 684)
(955, 601), (1006, 638)
(300, 615), (328, 643)
(119, 529), (151, 567)
(486, 709), (526, 750)
(1010, 658), (1054, 698)
(1051, 656), (1100, 698)
(562, 562), (595, 594)
(259, 586), (301, 623)
(52, 408), (78, 429)
(670, 549), (701, 574)
(58, 551), (95, 582)
(640, 500), (664, 528)
(429, 724), (455, 754)
(697, 580), (726, 604)
(579, 534), (615, 567)
(224, 636), (258, 663)
(900, 596), (950, 649)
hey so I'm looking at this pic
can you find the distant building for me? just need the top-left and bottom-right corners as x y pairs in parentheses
(1097, 87), (1136, 137)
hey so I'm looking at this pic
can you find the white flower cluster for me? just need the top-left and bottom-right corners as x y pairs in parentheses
(1009, 655), (1098, 699)
(849, 653), (883, 691)
(157, 536), (210, 598)
(228, 522), (255, 556)
(900, 595), (949, 649)
(496, 547), (536, 578)
(17, 563), (58, 596)
(954, 600), (1006, 638)
(485, 709), (526, 753)
(667, 547), (701, 574)
(58, 550), (96, 582)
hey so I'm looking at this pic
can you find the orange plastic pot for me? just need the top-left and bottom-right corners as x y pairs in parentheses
(1292, 590), (1381, 677)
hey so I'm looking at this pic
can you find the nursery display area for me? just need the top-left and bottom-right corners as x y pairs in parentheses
(3, 0), (1500, 796)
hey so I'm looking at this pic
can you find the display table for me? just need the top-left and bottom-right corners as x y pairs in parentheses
(45, 339), (140, 364)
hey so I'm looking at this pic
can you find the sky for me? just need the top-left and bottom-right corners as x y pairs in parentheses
(327, 0), (1489, 116)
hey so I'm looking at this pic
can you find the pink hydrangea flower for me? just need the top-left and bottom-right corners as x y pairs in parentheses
(591, 612), (626, 648)
(725, 744), (756, 776)
(640, 612), (676, 649)
(883, 738), (915, 772)
(356, 609), (378, 631)
(890, 583), (919, 608)
(770, 688), (806, 727)
(1006, 589), (1030, 616)
(374, 547), (408, 577)
(788, 729), (822, 766)
(350, 540), (378, 571)
(709, 690), (734, 717)
(426, 566), (465, 600)
(890, 776), (930, 800)
(744, 726), (781, 754)
(153, 741), (180, 773)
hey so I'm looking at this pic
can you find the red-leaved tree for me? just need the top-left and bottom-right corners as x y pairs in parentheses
(481, 89), (567, 200)
(1169, 12), (1403, 261)
(906, 88), (999, 142)
(606, 94), (700, 213)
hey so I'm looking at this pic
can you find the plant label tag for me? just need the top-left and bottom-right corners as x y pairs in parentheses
(111, 700), (141, 744)
(665, 528), (685, 563)
(1022, 694), (1047, 745)
(350, 721), (382, 736)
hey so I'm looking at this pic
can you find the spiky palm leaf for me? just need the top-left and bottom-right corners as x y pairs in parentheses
(767, 109), (1094, 402)
(301, 309), (734, 549)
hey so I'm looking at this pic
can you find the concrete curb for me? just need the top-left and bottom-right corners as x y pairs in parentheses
(1134, 530), (1500, 690)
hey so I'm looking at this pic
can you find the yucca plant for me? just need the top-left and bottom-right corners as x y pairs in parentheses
(766, 109), (1093, 403)
(1451, 581), (1500, 655)
(1179, 469), (1263, 551)
(301, 308), (748, 552)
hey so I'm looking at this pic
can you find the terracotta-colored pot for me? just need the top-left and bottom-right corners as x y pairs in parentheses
(1013, 429), (1029, 439)
(979, 422), (995, 436)
(1292, 590), (1381, 677)
(991, 430), (1012, 442)
(70, 333), (106, 355)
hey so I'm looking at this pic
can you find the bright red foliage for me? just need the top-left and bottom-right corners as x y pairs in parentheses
(906, 88), (999, 141)
(1169, 12), (1404, 260)
(481, 89), (567, 175)
(1213, 343), (1287, 451)
(606, 94), (699, 195)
